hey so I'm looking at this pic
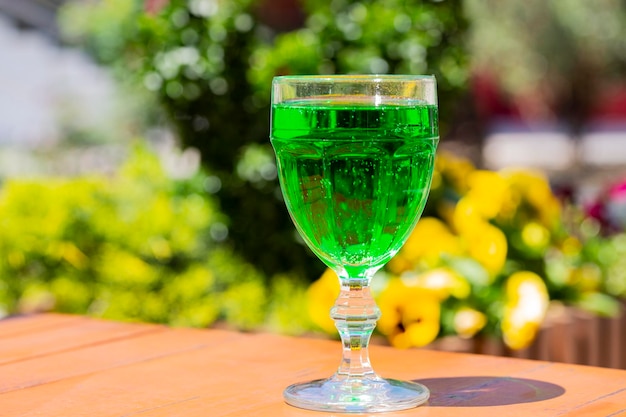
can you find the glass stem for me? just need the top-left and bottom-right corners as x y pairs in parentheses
(331, 274), (381, 380)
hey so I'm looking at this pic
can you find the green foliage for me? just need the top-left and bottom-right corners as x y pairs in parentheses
(59, 0), (469, 281)
(0, 145), (269, 330)
(547, 223), (626, 317)
(250, 0), (467, 127)
(264, 273), (312, 335)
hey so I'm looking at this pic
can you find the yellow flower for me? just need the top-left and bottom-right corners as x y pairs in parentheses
(430, 170), (443, 192)
(412, 267), (471, 300)
(453, 307), (487, 339)
(452, 196), (485, 235)
(567, 263), (602, 292)
(396, 217), (461, 270)
(377, 278), (441, 348)
(307, 269), (340, 334)
(503, 170), (548, 199)
(386, 254), (414, 275)
(521, 221), (551, 252)
(538, 196), (562, 230)
(502, 170), (562, 228)
(436, 152), (475, 194)
(466, 170), (509, 219)
(561, 236), (582, 257)
(465, 222), (508, 277)
(505, 271), (548, 307)
(502, 319), (540, 351)
(377, 278), (406, 335)
(501, 271), (549, 350)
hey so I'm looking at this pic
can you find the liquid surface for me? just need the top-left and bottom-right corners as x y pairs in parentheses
(271, 98), (438, 275)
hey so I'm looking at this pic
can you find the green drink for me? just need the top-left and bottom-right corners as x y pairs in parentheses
(271, 99), (438, 276)
(271, 75), (438, 413)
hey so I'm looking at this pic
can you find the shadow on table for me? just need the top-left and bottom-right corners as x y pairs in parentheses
(415, 376), (565, 407)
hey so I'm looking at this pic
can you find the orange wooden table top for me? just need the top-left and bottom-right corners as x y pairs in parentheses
(1, 314), (625, 417)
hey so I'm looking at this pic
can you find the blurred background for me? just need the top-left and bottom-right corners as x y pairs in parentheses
(0, 0), (625, 366)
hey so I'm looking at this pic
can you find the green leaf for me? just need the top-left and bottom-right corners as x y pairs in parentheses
(576, 292), (621, 318)
(445, 257), (491, 287)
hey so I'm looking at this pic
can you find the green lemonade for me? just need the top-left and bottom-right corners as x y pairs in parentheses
(271, 97), (438, 275)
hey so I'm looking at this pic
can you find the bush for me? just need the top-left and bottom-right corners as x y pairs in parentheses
(59, 0), (469, 281)
(0, 145), (269, 330)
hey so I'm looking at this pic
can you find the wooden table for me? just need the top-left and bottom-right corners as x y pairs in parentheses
(1, 314), (626, 416)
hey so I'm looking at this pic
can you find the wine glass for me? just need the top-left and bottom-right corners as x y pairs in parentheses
(270, 75), (439, 413)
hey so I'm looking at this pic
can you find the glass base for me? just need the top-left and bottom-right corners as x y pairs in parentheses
(284, 375), (429, 413)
